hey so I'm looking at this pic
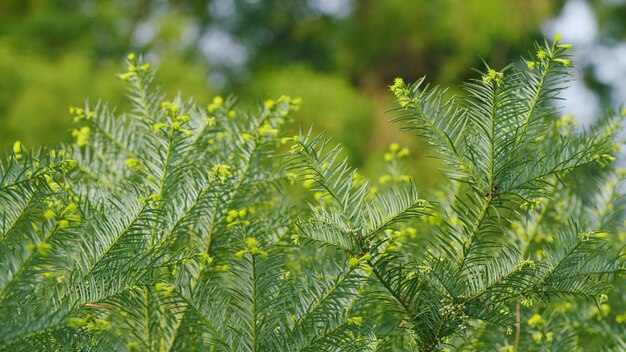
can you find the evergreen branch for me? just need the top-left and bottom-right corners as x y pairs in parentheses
(0, 159), (65, 193)
(368, 261), (419, 334)
(0, 324), (74, 351)
(159, 178), (217, 247)
(290, 132), (369, 223)
(455, 195), (493, 271)
(520, 181), (558, 258)
(364, 181), (430, 239)
(513, 55), (552, 149)
(80, 200), (152, 278)
(291, 267), (355, 332)
(164, 282), (232, 351)
(522, 224), (619, 300)
(391, 79), (477, 184)
(161, 121), (276, 348)
(251, 254), (260, 352)
(0, 190), (35, 242)
(0, 222), (62, 300)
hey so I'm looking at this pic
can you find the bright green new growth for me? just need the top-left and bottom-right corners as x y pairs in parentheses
(1, 37), (626, 351)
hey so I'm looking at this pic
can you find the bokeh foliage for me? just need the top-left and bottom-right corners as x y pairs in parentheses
(0, 0), (560, 177)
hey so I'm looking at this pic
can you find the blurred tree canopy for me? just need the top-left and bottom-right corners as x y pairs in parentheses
(0, 0), (563, 182)
(580, 0), (626, 110)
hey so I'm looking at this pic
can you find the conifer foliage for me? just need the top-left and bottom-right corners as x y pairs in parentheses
(1, 37), (625, 351)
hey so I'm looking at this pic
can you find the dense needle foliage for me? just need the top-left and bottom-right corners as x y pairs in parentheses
(1, 37), (626, 351)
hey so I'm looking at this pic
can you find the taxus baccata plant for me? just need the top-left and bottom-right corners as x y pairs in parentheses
(1, 37), (626, 352)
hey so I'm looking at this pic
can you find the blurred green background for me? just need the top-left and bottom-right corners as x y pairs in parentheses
(1, 0), (625, 186)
